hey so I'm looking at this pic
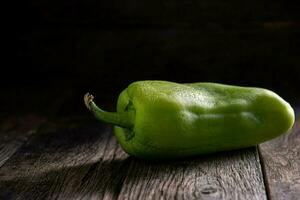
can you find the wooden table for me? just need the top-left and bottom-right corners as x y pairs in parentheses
(0, 109), (299, 200)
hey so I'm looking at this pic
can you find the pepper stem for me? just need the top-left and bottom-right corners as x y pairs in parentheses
(84, 93), (134, 128)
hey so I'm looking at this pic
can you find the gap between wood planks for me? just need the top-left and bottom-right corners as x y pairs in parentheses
(257, 146), (271, 200)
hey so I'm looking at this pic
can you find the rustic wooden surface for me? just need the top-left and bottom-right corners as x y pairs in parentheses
(0, 117), (269, 200)
(0, 100), (299, 200)
(4, 0), (300, 199)
(259, 109), (300, 200)
(0, 120), (130, 200)
(0, 115), (45, 167)
(119, 148), (266, 200)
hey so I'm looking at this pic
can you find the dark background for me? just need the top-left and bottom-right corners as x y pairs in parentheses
(2, 0), (300, 118)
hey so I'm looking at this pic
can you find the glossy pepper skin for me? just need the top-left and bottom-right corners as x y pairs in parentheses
(84, 81), (295, 159)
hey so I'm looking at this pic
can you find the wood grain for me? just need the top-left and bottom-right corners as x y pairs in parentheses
(0, 115), (45, 167)
(0, 120), (130, 200)
(118, 147), (267, 200)
(259, 108), (300, 200)
(0, 117), (268, 200)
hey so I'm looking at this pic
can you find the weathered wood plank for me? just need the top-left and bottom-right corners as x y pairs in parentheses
(0, 115), (268, 200)
(4, 107), (297, 200)
(118, 147), (267, 200)
(0, 120), (130, 200)
(259, 108), (300, 200)
(0, 115), (45, 167)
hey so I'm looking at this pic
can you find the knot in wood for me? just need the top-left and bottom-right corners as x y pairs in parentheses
(200, 185), (218, 195)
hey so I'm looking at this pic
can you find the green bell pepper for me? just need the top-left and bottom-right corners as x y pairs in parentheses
(84, 81), (294, 159)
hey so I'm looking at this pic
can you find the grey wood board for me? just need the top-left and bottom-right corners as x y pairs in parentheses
(0, 121), (130, 200)
(0, 115), (45, 167)
(1, 118), (267, 200)
(259, 108), (300, 200)
(118, 147), (267, 200)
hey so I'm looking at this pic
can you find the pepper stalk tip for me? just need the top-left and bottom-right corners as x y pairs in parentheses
(84, 93), (94, 110)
